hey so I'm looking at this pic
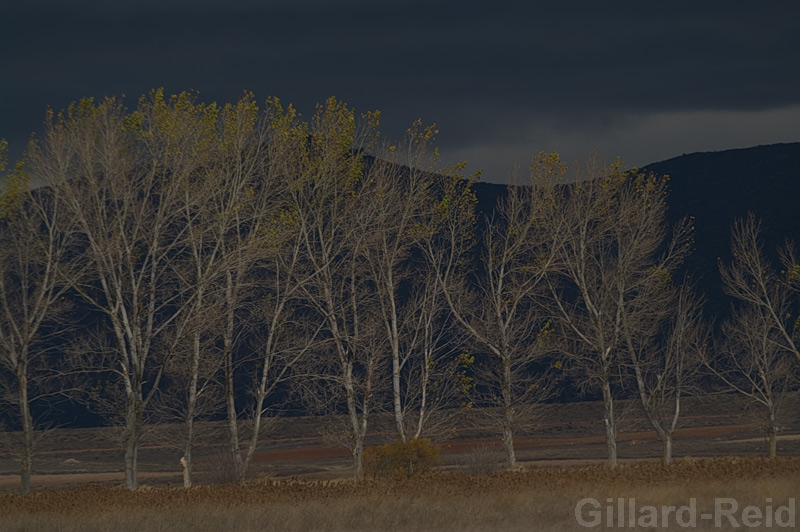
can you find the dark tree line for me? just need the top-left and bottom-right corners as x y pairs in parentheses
(1, 92), (798, 493)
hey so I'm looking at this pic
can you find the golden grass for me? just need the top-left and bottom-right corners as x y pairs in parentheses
(2, 457), (798, 531)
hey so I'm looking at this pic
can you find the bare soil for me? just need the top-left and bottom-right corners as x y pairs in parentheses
(1, 392), (798, 492)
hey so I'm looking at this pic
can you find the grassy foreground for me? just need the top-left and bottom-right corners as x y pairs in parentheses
(1, 457), (798, 531)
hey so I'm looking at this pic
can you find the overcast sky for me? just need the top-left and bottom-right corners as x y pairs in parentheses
(2, 1), (799, 182)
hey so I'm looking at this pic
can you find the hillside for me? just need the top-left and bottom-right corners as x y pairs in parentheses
(643, 142), (800, 315)
(470, 143), (800, 317)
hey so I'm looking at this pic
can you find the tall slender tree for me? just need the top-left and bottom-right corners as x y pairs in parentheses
(706, 305), (796, 458)
(424, 153), (564, 468)
(546, 159), (691, 468)
(217, 98), (319, 484)
(359, 122), (465, 442)
(708, 213), (800, 458)
(719, 214), (800, 363)
(31, 92), (215, 489)
(156, 94), (270, 486)
(623, 282), (706, 464)
(0, 141), (77, 494)
(289, 98), (384, 477)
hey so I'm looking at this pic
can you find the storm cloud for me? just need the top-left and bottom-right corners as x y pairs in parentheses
(2, 0), (799, 181)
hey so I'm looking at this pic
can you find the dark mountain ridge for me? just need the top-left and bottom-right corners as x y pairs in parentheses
(642, 142), (800, 316)
(469, 143), (800, 317)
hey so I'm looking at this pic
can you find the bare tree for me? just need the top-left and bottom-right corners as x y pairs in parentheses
(216, 98), (322, 484)
(357, 123), (465, 442)
(706, 305), (796, 458)
(147, 97), (259, 488)
(708, 213), (800, 458)
(623, 281), (706, 463)
(290, 98), (384, 477)
(157, 95), (315, 486)
(424, 153), (565, 468)
(546, 159), (691, 468)
(30, 92), (214, 489)
(0, 141), (77, 494)
(719, 214), (800, 363)
(184, 96), (284, 486)
(155, 172), (226, 488)
(394, 267), (466, 440)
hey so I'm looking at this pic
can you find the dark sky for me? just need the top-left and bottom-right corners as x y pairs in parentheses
(2, 0), (799, 182)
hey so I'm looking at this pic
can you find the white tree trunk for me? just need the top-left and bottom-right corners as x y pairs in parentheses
(768, 410), (778, 459)
(501, 357), (516, 468)
(601, 381), (618, 469)
(123, 414), (139, 490)
(19, 371), (34, 495)
(663, 435), (673, 465)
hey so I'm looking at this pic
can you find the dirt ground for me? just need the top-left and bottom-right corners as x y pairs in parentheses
(1, 393), (798, 492)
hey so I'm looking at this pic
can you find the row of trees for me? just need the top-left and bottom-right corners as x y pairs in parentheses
(1, 92), (798, 494)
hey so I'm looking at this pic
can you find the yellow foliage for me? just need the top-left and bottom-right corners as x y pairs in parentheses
(786, 264), (800, 283)
(0, 141), (29, 221)
(0, 138), (7, 173)
(455, 351), (475, 408)
(529, 151), (566, 186)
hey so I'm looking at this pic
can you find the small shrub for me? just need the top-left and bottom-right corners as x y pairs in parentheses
(363, 438), (441, 480)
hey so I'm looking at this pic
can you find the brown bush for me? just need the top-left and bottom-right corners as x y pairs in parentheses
(363, 438), (441, 480)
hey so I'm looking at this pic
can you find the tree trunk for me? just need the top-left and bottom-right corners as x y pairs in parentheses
(662, 435), (673, 465)
(501, 357), (516, 468)
(344, 361), (366, 478)
(181, 329), (201, 488)
(182, 420), (195, 488)
(123, 431), (138, 490)
(388, 277), (406, 443)
(19, 371), (34, 495)
(20, 461), (31, 496)
(352, 439), (364, 478)
(768, 411), (778, 459)
(181, 452), (191, 488)
(241, 368), (271, 481)
(501, 424), (516, 469)
(391, 344), (406, 442)
(225, 360), (244, 483)
(414, 351), (431, 440)
(223, 269), (245, 484)
(601, 380), (618, 469)
(122, 393), (143, 490)
(181, 430), (194, 488)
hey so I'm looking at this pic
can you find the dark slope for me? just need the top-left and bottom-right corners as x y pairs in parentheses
(469, 143), (800, 317)
(643, 143), (800, 315)
(472, 181), (507, 218)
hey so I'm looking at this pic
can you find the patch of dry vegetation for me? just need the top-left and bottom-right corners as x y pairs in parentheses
(1, 457), (798, 531)
(363, 438), (441, 480)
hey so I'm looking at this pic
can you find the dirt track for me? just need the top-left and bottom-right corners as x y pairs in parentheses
(2, 394), (798, 492)
(2, 420), (797, 492)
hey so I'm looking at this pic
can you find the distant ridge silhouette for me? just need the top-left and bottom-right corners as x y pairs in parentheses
(469, 143), (800, 316)
(643, 142), (800, 315)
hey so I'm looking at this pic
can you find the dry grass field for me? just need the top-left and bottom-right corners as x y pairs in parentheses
(1, 458), (798, 531)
